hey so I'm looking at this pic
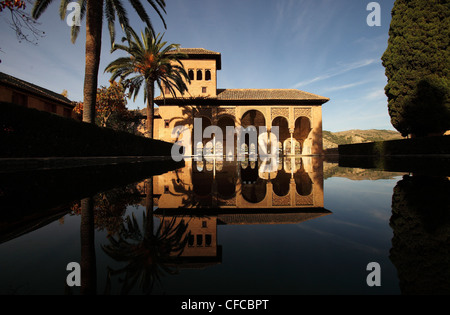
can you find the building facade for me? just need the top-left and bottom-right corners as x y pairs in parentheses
(154, 48), (330, 156)
(0, 72), (74, 118)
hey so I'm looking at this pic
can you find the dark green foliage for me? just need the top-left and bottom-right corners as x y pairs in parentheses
(338, 135), (450, 155)
(381, 0), (450, 137)
(0, 102), (176, 157)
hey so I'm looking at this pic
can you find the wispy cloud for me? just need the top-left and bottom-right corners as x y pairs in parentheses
(321, 81), (369, 93)
(292, 59), (378, 88)
(364, 89), (386, 101)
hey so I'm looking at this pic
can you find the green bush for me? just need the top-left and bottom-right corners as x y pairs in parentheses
(0, 102), (176, 158)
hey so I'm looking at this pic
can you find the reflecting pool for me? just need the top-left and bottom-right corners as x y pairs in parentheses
(0, 156), (449, 295)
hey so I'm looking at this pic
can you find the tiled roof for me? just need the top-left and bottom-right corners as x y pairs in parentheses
(155, 88), (329, 104)
(166, 48), (221, 55)
(0, 72), (74, 107)
(166, 48), (222, 70)
(216, 89), (329, 101)
(218, 211), (331, 225)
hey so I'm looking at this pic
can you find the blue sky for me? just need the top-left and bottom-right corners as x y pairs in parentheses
(0, 0), (396, 132)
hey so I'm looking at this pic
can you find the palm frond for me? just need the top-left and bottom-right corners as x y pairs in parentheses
(59, 0), (71, 20)
(145, 0), (167, 30)
(32, 0), (55, 19)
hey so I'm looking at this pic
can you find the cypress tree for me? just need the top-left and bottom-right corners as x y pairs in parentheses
(381, 0), (450, 137)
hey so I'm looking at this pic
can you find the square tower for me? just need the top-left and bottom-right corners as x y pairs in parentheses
(162, 48), (221, 98)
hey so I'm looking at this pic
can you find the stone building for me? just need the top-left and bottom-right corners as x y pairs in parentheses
(0, 72), (74, 118)
(153, 48), (330, 157)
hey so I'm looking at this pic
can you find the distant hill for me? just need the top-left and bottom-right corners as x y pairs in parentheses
(323, 129), (404, 149)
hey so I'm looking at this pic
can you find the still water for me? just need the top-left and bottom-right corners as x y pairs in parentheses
(0, 156), (449, 295)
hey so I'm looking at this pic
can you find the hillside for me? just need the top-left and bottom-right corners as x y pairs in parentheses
(323, 129), (404, 149)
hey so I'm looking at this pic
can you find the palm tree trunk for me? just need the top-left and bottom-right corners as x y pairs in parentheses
(80, 197), (96, 295)
(82, 0), (104, 124)
(145, 178), (154, 236)
(146, 81), (155, 138)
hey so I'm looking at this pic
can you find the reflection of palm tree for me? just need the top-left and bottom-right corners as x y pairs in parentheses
(102, 210), (190, 294)
(80, 197), (97, 295)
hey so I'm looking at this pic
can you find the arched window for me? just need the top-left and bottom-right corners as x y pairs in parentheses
(205, 69), (211, 81)
(188, 69), (194, 81)
(197, 69), (203, 80)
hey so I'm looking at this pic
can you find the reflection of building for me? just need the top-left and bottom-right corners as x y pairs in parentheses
(0, 72), (74, 118)
(153, 49), (329, 156)
(151, 158), (330, 268)
(154, 157), (324, 209)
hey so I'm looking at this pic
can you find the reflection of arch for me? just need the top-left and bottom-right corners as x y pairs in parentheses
(294, 169), (312, 196)
(240, 159), (266, 204)
(216, 164), (236, 199)
(272, 168), (290, 197)
(240, 161), (258, 183)
(217, 115), (236, 156)
(192, 161), (213, 197)
(272, 116), (289, 155)
(294, 116), (311, 154)
(242, 178), (267, 204)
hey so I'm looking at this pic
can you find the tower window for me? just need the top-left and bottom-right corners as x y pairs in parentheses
(188, 69), (194, 81)
(202, 87), (207, 93)
(205, 69), (211, 81)
(164, 119), (170, 128)
(196, 69), (203, 80)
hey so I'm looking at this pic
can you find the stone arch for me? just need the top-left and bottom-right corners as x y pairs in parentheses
(294, 116), (312, 155)
(217, 115), (236, 157)
(241, 110), (266, 155)
(193, 116), (212, 156)
(272, 116), (290, 155)
(241, 109), (266, 128)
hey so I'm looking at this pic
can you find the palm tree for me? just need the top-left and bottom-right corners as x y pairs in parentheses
(31, 0), (167, 124)
(104, 28), (190, 138)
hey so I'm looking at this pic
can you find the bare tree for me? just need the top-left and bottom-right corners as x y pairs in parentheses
(1, 1), (45, 45)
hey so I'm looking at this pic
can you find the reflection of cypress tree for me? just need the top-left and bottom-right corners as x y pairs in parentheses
(390, 175), (450, 294)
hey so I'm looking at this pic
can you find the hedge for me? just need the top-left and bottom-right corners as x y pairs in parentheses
(0, 102), (178, 158)
(338, 135), (450, 156)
